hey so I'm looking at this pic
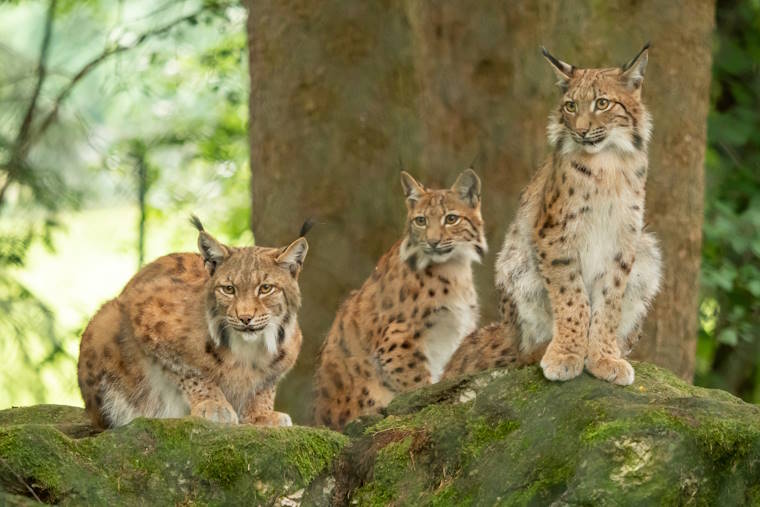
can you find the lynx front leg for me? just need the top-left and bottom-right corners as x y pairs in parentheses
(240, 384), (292, 427)
(179, 376), (238, 424)
(536, 254), (590, 381)
(585, 253), (636, 385)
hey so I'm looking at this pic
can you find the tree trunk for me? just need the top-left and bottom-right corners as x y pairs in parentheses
(246, 0), (714, 422)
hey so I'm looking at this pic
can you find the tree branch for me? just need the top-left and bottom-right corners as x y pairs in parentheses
(29, 7), (207, 148)
(13, 0), (57, 157)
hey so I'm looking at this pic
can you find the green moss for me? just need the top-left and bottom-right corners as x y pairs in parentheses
(344, 362), (760, 505)
(0, 410), (347, 506)
(196, 444), (247, 486)
(689, 416), (760, 463)
(0, 405), (89, 427)
(353, 436), (415, 506)
(581, 410), (679, 442)
(0, 491), (41, 506)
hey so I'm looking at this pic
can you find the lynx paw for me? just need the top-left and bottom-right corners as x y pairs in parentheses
(244, 411), (293, 427)
(272, 411), (293, 427)
(586, 356), (635, 386)
(540, 349), (584, 382)
(191, 399), (239, 424)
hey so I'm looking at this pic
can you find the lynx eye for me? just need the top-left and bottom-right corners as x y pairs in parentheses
(220, 285), (235, 295)
(258, 284), (275, 296)
(444, 214), (460, 225)
(564, 101), (577, 113)
(414, 216), (427, 226)
(595, 98), (610, 111)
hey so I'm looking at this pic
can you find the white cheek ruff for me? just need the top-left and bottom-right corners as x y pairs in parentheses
(547, 113), (565, 148)
(206, 311), (225, 347)
(228, 315), (292, 368)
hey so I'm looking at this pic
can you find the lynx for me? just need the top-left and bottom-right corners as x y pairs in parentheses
(444, 45), (661, 386)
(78, 217), (309, 428)
(313, 170), (487, 429)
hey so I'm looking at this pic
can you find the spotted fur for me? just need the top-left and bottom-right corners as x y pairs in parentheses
(313, 170), (487, 430)
(78, 218), (308, 428)
(444, 45), (661, 386)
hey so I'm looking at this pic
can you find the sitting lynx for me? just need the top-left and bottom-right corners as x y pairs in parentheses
(313, 169), (487, 429)
(78, 217), (308, 428)
(444, 45), (661, 385)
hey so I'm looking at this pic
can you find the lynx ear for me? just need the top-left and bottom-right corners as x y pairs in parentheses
(197, 233), (230, 275)
(400, 171), (425, 205)
(541, 46), (574, 88)
(191, 215), (230, 275)
(277, 237), (308, 277)
(451, 168), (481, 208)
(621, 43), (649, 90)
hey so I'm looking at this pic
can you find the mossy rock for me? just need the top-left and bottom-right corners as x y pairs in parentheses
(333, 363), (760, 506)
(2, 363), (760, 506)
(0, 406), (347, 505)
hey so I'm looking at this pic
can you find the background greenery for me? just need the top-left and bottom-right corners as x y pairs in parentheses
(696, 0), (760, 402)
(0, 0), (756, 408)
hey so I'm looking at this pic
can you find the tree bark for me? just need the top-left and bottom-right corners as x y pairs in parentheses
(246, 0), (715, 422)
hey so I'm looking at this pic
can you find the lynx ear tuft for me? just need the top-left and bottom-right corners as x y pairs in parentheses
(541, 46), (575, 89)
(621, 42), (650, 90)
(193, 217), (229, 275)
(189, 214), (205, 232)
(299, 218), (315, 238)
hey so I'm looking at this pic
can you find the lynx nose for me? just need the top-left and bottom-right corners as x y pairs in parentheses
(577, 127), (589, 137)
(238, 315), (253, 325)
(427, 239), (440, 248)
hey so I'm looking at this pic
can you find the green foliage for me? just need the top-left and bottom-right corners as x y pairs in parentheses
(0, 0), (250, 407)
(696, 0), (760, 401)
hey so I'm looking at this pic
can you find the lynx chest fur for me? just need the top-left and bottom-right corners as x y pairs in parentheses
(313, 169), (486, 430)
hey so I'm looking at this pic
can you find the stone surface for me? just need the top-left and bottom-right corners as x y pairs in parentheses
(0, 406), (347, 506)
(2, 363), (759, 506)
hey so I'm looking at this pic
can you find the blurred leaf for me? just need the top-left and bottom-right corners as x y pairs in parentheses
(717, 328), (739, 346)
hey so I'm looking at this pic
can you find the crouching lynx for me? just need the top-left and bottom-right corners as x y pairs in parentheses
(444, 45), (661, 386)
(313, 169), (487, 429)
(78, 217), (308, 428)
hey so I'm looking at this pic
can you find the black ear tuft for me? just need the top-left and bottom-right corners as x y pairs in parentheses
(299, 218), (316, 238)
(194, 219), (229, 276)
(189, 214), (205, 232)
(541, 46), (575, 87)
(621, 42), (650, 90)
(622, 42), (651, 71)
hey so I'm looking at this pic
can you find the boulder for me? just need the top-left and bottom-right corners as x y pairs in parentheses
(2, 363), (759, 505)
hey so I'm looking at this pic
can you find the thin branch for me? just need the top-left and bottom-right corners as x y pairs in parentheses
(0, 177), (10, 206)
(29, 7), (207, 148)
(14, 0), (57, 156)
(0, 454), (43, 503)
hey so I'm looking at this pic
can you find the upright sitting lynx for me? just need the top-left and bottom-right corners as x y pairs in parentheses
(313, 170), (487, 429)
(78, 217), (308, 428)
(445, 45), (661, 385)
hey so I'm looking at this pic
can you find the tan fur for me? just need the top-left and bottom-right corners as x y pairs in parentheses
(444, 45), (661, 385)
(78, 219), (308, 428)
(313, 170), (487, 430)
